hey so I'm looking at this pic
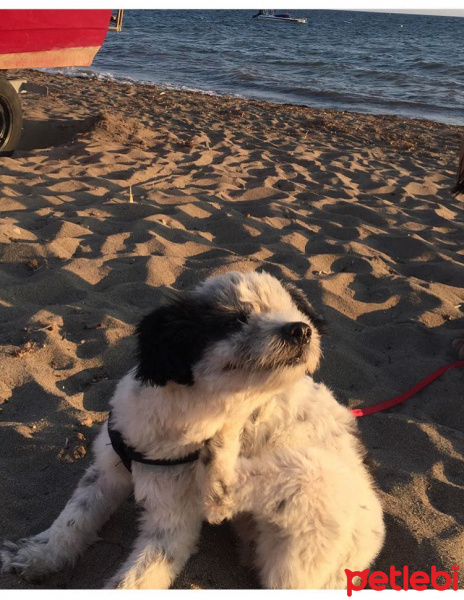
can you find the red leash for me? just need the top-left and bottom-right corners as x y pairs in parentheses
(351, 361), (464, 418)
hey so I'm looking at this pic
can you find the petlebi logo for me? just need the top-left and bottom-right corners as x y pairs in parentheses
(345, 564), (459, 595)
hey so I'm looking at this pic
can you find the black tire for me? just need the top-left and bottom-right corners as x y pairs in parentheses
(0, 78), (23, 157)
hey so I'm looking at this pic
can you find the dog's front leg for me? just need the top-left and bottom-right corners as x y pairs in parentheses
(106, 464), (203, 589)
(199, 419), (244, 524)
(1, 422), (133, 581)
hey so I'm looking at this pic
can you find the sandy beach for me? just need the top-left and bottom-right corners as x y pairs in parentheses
(0, 69), (463, 589)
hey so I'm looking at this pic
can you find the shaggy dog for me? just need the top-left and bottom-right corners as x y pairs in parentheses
(1, 271), (384, 589)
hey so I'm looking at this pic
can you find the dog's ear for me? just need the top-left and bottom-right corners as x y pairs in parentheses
(283, 282), (327, 335)
(135, 303), (196, 387)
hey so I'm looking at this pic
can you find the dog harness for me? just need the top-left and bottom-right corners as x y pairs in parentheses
(107, 413), (201, 472)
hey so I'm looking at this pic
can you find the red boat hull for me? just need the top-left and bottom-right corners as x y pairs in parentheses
(0, 10), (113, 69)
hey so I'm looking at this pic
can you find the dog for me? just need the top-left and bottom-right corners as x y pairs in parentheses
(1, 270), (384, 588)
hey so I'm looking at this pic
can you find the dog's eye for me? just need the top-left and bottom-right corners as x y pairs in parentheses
(237, 303), (253, 324)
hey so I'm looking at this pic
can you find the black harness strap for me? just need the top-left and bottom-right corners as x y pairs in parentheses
(107, 413), (201, 473)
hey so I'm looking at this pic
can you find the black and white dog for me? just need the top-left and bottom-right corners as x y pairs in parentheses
(1, 271), (384, 588)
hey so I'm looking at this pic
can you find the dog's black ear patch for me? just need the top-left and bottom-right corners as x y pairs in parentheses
(135, 292), (246, 387)
(135, 302), (197, 387)
(135, 288), (251, 387)
(283, 282), (327, 335)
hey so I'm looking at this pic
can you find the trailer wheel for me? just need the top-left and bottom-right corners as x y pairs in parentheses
(0, 78), (23, 157)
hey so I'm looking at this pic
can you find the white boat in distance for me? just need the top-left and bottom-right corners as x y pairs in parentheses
(252, 10), (307, 24)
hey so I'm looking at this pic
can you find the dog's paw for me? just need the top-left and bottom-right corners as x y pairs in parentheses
(1, 534), (55, 581)
(1, 541), (19, 574)
(204, 501), (235, 525)
(203, 479), (235, 524)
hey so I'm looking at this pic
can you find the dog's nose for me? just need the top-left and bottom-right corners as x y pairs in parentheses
(281, 322), (311, 343)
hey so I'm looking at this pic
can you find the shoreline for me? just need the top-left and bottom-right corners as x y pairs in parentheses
(9, 68), (464, 160)
(1, 67), (463, 589)
(39, 66), (464, 129)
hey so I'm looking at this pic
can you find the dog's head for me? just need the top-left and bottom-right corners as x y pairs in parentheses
(135, 271), (325, 391)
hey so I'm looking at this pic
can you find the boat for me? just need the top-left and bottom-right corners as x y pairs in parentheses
(252, 10), (307, 24)
(0, 9), (118, 69)
(0, 9), (123, 155)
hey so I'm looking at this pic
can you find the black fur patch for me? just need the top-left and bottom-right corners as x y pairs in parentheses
(135, 292), (247, 387)
(282, 282), (327, 336)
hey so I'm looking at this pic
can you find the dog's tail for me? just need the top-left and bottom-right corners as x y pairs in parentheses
(451, 134), (464, 196)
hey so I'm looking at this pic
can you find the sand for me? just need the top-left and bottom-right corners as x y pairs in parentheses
(0, 69), (463, 589)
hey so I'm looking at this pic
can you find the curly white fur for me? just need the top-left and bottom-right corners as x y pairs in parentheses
(198, 376), (385, 589)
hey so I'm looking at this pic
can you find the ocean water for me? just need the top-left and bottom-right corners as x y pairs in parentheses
(87, 10), (464, 126)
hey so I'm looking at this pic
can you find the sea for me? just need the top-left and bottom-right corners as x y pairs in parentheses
(65, 10), (464, 126)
